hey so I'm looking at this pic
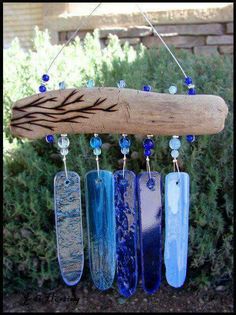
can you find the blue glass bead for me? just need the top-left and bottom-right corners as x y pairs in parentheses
(117, 80), (126, 89)
(169, 138), (181, 150)
(144, 149), (151, 156)
(185, 77), (192, 85)
(39, 85), (46, 93)
(42, 74), (49, 82)
(143, 138), (154, 149)
(45, 135), (54, 143)
(143, 85), (152, 92)
(90, 136), (102, 149)
(119, 137), (131, 148)
(121, 147), (129, 155)
(87, 79), (95, 88)
(188, 88), (196, 95)
(186, 135), (196, 143)
(93, 148), (101, 155)
(171, 150), (179, 158)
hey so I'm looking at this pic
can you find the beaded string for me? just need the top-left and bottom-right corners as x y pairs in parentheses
(117, 80), (130, 178)
(57, 134), (70, 180)
(90, 133), (102, 177)
(142, 85), (155, 179)
(119, 133), (131, 178)
(143, 134), (155, 179)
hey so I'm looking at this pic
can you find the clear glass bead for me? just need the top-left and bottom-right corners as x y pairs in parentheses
(59, 81), (66, 90)
(93, 148), (101, 155)
(58, 136), (70, 149)
(169, 138), (181, 150)
(168, 85), (177, 94)
(171, 150), (179, 158)
(60, 148), (68, 156)
(121, 147), (129, 155)
(117, 80), (126, 88)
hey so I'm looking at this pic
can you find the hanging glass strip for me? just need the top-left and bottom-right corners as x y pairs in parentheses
(85, 170), (116, 290)
(54, 171), (84, 286)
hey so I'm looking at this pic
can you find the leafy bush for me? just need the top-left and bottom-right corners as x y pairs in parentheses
(3, 28), (233, 293)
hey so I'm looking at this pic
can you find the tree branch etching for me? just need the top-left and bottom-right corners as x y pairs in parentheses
(11, 89), (118, 132)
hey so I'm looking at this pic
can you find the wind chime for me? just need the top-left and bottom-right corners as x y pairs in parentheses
(10, 3), (228, 298)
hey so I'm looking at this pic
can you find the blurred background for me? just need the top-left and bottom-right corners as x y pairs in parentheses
(3, 2), (233, 54)
(3, 2), (233, 313)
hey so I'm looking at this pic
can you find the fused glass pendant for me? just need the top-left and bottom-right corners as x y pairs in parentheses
(164, 172), (190, 288)
(114, 170), (138, 298)
(54, 171), (84, 286)
(137, 172), (162, 294)
(85, 170), (116, 290)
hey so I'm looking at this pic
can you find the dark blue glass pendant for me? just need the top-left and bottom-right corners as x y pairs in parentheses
(114, 170), (138, 298)
(164, 172), (190, 288)
(137, 171), (162, 294)
(54, 171), (84, 286)
(85, 170), (116, 290)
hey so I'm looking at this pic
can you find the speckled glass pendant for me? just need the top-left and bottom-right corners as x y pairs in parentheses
(137, 171), (162, 294)
(164, 172), (190, 288)
(85, 170), (116, 291)
(114, 170), (138, 298)
(54, 171), (84, 286)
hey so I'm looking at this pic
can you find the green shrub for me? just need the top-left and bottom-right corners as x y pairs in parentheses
(3, 28), (233, 293)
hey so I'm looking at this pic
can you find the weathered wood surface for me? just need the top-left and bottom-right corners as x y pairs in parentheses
(10, 87), (228, 139)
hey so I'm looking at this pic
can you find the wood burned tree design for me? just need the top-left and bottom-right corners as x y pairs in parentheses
(10, 89), (119, 133)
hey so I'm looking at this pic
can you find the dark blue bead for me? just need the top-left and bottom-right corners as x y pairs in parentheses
(185, 77), (192, 85)
(143, 85), (152, 92)
(42, 74), (49, 82)
(119, 137), (131, 148)
(144, 148), (152, 156)
(45, 135), (54, 143)
(186, 135), (196, 143)
(143, 138), (154, 149)
(188, 88), (196, 95)
(39, 85), (46, 93)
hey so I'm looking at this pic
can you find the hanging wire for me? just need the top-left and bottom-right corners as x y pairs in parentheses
(136, 4), (187, 79)
(46, 3), (102, 74)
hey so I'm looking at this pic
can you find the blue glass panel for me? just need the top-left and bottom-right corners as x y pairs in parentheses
(54, 171), (84, 286)
(85, 170), (116, 290)
(164, 172), (190, 288)
(137, 172), (162, 294)
(114, 170), (138, 298)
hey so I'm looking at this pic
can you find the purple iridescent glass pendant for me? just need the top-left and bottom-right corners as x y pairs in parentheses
(114, 170), (138, 298)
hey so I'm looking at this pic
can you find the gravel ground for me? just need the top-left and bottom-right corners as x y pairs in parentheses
(3, 281), (234, 313)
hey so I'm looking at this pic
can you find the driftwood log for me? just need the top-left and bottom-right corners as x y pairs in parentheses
(10, 87), (228, 139)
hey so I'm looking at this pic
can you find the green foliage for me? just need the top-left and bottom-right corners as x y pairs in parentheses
(3, 28), (233, 292)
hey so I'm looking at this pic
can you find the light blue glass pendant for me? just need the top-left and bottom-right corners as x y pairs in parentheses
(114, 170), (138, 298)
(164, 172), (190, 288)
(85, 170), (116, 290)
(54, 171), (84, 286)
(137, 171), (162, 294)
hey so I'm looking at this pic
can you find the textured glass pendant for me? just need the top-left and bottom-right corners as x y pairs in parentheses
(54, 171), (84, 286)
(114, 170), (138, 298)
(137, 171), (162, 294)
(164, 172), (190, 288)
(85, 170), (116, 290)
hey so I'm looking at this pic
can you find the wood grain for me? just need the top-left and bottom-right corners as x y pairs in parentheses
(10, 87), (228, 139)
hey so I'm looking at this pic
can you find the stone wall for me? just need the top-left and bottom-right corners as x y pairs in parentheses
(59, 22), (234, 55)
(3, 3), (234, 55)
